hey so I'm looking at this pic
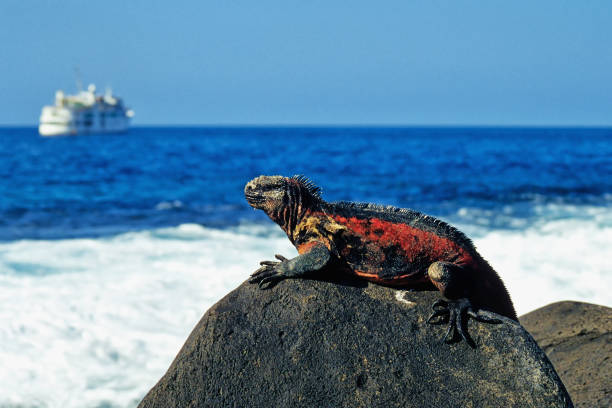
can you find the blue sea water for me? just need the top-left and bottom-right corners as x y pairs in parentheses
(0, 126), (610, 407)
(3, 126), (610, 240)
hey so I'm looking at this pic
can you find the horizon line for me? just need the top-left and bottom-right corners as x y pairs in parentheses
(2, 123), (612, 129)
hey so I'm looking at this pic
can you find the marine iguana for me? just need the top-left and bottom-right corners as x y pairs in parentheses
(245, 175), (517, 346)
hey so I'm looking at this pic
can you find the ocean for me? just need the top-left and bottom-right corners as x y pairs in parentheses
(1, 126), (610, 407)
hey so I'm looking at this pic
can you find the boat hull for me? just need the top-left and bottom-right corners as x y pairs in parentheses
(38, 120), (130, 137)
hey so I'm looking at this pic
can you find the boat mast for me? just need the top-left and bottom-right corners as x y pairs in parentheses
(74, 67), (83, 92)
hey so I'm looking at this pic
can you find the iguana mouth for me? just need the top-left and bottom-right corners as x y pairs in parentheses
(245, 193), (264, 208)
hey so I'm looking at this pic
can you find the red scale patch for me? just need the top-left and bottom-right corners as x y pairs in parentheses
(330, 214), (474, 269)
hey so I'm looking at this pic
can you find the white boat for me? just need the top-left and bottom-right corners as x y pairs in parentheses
(38, 84), (134, 136)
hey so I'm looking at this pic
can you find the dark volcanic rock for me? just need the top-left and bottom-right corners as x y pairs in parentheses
(521, 301), (612, 408)
(140, 276), (572, 408)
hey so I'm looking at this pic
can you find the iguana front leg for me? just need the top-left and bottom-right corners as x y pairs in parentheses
(426, 261), (502, 347)
(249, 243), (331, 289)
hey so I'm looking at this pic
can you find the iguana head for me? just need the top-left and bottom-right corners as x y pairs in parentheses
(244, 175), (322, 217)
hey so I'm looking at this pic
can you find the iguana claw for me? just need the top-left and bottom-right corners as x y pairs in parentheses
(427, 298), (502, 348)
(273, 254), (289, 262)
(249, 254), (289, 289)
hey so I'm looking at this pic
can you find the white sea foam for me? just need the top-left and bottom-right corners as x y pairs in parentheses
(0, 224), (295, 408)
(0, 207), (610, 407)
(466, 208), (612, 314)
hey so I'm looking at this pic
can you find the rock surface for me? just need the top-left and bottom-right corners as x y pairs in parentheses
(521, 301), (611, 408)
(139, 276), (572, 407)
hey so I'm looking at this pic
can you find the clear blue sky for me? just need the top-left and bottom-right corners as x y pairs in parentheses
(2, 1), (611, 125)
